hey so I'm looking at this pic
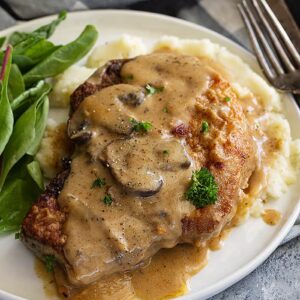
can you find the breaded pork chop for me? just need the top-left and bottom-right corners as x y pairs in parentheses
(21, 53), (257, 291)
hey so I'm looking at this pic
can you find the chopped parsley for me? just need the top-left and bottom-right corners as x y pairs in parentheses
(224, 96), (231, 102)
(163, 149), (169, 155)
(145, 83), (164, 95)
(103, 194), (112, 206)
(43, 255), (56, 273)
(201, 121), (209, 134)
(130, 118), (152, 133)
(163, 107), (169, 113)
(92, 177), (106, 188)
(186, 168), (218, 208)
(123, 74), (134, 81)
(15, 232), (20, 240)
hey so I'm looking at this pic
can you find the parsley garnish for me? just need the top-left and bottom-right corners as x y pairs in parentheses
(130, 118), (152, 133)
(145, 84), (164, 95)
(92, 177), (106, 188)
(15, 232), (20, 240)
(201, 121), (209, 134)
(163, 107), (169, 113)
(225, 96), (231, 102)
(43, 255), (56, 273)
(103, 194), (112, 206)
(163, 149), (169, 155)
(186, 168), (218, 208)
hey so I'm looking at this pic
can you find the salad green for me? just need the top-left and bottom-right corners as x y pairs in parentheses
(0, 46), (14, 155)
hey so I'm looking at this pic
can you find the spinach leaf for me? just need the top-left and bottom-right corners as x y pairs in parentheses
(27, 160), (44, 190)
(0, 37), (5, 48)
(14, 42), (60, 73)
(8, 64), (25, 100)
(0, 99), (37, 190)
(8, 11), (67, 46)
(13, 36), (44, 55)
(33, 10), (67, 39)
(11, 80), (51, 115)
(0, 158), (40, 232)
(0, 46), (14, 155)
(0, 93), (49, 190)
(27, 96), (49, 155)
(23, 25), (98, 86)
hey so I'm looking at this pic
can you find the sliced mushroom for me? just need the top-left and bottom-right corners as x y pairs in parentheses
(69, 130), (92, 144)
(155, 140), (191, 171)
(68, 120), (92, 144)
(118, 89), (145, 106)
(68, 84), (137, 137)
(103, 138), (163, 197)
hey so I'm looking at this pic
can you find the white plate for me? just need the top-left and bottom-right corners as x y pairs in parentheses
(0, 10), (299, 300)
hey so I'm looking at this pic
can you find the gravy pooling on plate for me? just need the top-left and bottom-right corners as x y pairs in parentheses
(59, 53), (216, 286)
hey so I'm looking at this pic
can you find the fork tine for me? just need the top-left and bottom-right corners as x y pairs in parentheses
(252, 0), (295, 72)
(237, 3), (275, 81)
(260, 0), (300, 67)
(242, 0), (284, 75)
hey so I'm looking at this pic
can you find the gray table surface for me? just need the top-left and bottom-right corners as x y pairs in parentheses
(0, 0), (299, 299)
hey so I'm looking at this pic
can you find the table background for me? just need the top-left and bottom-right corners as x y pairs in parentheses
(0, 0), (299, 299)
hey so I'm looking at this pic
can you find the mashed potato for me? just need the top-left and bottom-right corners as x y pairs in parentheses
(86, 34), (147, 68)
(49, 65), (96, 108)
(39, 35), (300, 218)
(36, 121), (72, 178)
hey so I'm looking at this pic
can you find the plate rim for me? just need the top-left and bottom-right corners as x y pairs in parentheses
(0, 9), (299, 300)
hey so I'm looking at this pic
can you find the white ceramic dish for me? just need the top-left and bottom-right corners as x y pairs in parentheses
(0, 10), (299, 300)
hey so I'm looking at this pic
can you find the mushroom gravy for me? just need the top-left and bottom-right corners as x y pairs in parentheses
(59, 53), (216, 287)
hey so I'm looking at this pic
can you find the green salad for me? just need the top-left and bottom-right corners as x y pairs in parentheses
(0, 12), (98, 232)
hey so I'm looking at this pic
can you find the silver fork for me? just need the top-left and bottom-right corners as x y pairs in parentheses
(237, 0), (300, 94)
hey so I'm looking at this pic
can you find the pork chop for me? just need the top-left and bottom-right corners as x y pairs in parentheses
(21, 52), (257, 292)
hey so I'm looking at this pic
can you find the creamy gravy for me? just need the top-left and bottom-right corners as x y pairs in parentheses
(262, 209), (281, 226)
(58, 53), (216, 287)
(65, 245), (208, 300)
(231, 93), (280, 226)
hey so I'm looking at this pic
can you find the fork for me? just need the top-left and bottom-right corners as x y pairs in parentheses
(237, 0), (300, 94)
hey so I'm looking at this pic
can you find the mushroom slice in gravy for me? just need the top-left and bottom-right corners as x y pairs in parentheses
(154, 140), (191, 171)
(103, 137), (164, 197)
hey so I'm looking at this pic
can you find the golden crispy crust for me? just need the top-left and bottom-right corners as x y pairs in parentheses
(182, 77), (257, 242)
(21, 167), (70, 252)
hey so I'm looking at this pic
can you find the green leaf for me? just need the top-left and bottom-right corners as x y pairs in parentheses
(13, 38), (60, 72)
(43, 255), (56, 273)
(102, 195), (112, 206)
(0, 100), (37, 190)
(33, 10), (67, 39)
(8, 11), (67, 46)
(27, 160), (44, 190)
(186, 168), (218, 208)
(130, 118), (152, 133)
(92, 178), (106, 188)
(23, 25), (98, 86)
(0, 37), (5, 48)
(201, 121), (209, 134)
(8, 64), (25, 100)
(0, 93), (49, 190)
(11, 80), (51, 115)
(145, 83), (164, 95)
(8, 32), (31, 47)
(26, 96), (49, 155)
(0, 158), (40, 232)
(0, 46), (14, 155)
